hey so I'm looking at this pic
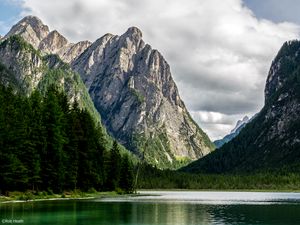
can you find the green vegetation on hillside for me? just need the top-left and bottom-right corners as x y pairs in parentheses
(0, 84), (134, 195)
(0, 35), (41, 57)
(138, 164), (300, 190)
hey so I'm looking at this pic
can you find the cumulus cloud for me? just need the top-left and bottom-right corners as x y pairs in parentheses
(19, 0), (300, 140)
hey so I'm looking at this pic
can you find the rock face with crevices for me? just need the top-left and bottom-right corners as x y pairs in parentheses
(72, 27), (214, 168)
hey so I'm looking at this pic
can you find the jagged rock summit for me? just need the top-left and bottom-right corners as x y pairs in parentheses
(5, 16), (91, 63)
(214, 116), (250, 149)
(5, 16), (50, 48)
(231, 116), (249, 134)
(2, 16), (215, 168)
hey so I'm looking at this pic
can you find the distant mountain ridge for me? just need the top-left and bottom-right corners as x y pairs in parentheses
(182, 40), (300, 173)
(214, 116), (249, 148)
(1, 16), (215, 169)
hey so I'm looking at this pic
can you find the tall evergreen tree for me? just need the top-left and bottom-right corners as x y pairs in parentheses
(41, 86), (66, 193)
(64, 100), (81, 190)
(23, 91), (45, 191)
(106, 140), (121, 190)
(119, 154), (134, 193)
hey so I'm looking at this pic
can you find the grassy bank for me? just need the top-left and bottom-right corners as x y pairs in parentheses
(0, 190), (123, 203)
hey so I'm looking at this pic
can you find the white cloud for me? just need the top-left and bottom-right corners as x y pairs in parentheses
(19, 0), (300, 140)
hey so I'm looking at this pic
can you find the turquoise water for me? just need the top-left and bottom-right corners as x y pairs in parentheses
(1, 191), (300, 225)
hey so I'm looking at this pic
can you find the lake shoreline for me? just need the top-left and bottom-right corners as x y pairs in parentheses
(0, 191), (133, 204)
(2, 189), (300, 204)
(139, 189), (300, 193)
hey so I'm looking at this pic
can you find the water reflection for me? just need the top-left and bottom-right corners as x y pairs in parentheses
(1, 191), (300, 225)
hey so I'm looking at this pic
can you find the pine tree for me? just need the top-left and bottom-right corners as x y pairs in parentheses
(119, 154), (134, 193)
(23, 90), (44, 191)
(41, 86), (66, 193)
(0, 85), (28, 191)
(106, 140), (122, 190)
(64, 100), (81, 190)
(77, 109), (100, 190)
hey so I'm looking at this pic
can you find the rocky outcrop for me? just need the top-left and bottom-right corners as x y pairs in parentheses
(72, 27), (214, 168)
(214, 116), (250, 148)
(5, 16), (50, 49)
(182, 40), (300, 173)
(5, 16), (91, 63)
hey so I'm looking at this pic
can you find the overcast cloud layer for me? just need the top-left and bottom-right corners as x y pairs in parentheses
(18, 0), (300, 140)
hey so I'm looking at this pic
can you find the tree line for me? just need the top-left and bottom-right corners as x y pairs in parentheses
(138, 164), (300, 190)
(0, 84), (134, 194)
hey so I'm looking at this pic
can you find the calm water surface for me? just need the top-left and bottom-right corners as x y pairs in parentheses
(1, 191), (300, 225)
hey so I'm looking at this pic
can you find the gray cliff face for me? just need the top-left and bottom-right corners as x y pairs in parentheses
(5, 16), (91, 63)
(72, 27), (214, 168)
(38, 30), (69, 54)
(261, 41), (300, 145)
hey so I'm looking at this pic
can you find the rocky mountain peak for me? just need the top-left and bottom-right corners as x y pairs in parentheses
(38, 30), (69, 54)
(118, 27), (144, 54)
(231, 116), (249, 134)
(72, 27), (214, 168)
(213, 115), (250, 149)
(18, 15), (43, 24)
(5, 15), (49, 48)
(124, 26), (143, 39)
(5, 16), (91, 64)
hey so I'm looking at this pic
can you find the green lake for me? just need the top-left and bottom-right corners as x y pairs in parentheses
(1, 191), (300, 225)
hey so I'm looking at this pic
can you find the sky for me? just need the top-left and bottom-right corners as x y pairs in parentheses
(1, 0), (300, 140)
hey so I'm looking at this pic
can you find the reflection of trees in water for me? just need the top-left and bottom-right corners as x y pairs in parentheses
(127, 202), (212, 225)
(2, 200), (300, 225)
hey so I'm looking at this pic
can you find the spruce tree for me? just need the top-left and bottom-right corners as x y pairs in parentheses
(119, 154), (134, 193)
(106, 140), (121, 190)
(41, 86), (66, 193)
(64, 100), (81, 190)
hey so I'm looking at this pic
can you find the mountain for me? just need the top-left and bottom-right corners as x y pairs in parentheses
(5, 16), (91, 63)
(72, 27), (214, 168)
(214, 116), (249, 148)
(182, 40), (300, 173)
(0, 35), (100, 124)
(1, 16), (214, 169)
